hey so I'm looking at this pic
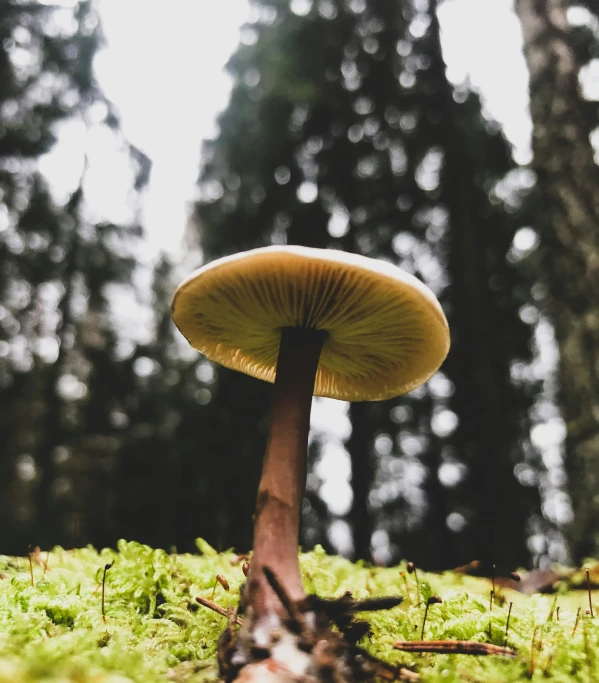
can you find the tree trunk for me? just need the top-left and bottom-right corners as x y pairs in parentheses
(35, 185), (83, 547)
(347, 402), (375, 561)
(430, 0), (539, 570)
(514, 0), (599, 560)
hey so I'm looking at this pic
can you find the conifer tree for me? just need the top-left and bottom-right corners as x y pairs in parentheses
(194, 0), (544, 568)
(0, 0), (148, 551)
(514, 0), (599, 561)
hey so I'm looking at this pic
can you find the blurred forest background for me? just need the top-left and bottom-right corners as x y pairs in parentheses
(1, 0), (598, 572)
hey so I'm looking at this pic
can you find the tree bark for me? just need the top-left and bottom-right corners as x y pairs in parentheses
(514, 0), (599, 560)
(35, 184), (83, 547)
(347, 402), (375, 562)
(429, 0), (541, 570)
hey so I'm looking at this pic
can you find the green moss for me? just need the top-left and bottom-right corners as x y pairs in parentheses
(0, 541), (597, 682)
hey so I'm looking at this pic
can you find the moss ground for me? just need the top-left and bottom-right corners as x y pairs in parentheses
(0, 540), (598, 682)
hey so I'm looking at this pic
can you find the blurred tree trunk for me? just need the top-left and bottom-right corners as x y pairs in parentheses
(514, 0), (599, 560)
(347, 403), (375, 561)
(35, 185), (82, 547)
(424, 0), (539, 571)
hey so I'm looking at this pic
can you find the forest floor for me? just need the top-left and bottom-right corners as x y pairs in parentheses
(0, 540), (598, 682)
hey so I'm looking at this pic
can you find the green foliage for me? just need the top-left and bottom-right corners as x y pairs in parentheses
(1, 541), (598, 682)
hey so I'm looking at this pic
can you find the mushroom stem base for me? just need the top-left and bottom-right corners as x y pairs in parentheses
(217, 567), (405, 683)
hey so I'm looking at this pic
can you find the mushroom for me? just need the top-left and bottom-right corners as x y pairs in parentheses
(172, 245), (450, 681)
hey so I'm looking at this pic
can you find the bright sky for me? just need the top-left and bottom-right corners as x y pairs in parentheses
(95, 0), (252, 254)
(438, 0), (531, 160)
(93, 0), (532, 256)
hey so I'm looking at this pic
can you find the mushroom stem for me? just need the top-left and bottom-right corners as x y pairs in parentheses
(247, 326), (325, 619)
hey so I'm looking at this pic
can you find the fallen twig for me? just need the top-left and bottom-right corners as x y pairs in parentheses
(394, 640), (517, 658)
(195, 596), (243, 626)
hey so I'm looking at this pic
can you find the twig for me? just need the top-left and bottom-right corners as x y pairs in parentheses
(368, 657), (419, 682)
(394, 640), (517, 657)
(196, 596), (243, 626)
(264, 565), (307, 628)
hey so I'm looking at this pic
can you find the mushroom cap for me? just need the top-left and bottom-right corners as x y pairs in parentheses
(172, 246), (449, 401)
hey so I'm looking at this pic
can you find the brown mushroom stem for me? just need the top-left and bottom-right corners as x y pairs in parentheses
(247, 326), (326, 619)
